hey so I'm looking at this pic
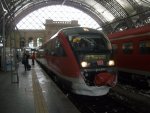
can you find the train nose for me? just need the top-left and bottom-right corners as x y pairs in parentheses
(94, 72), (117, 87)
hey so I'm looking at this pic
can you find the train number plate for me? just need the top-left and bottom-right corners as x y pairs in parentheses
(97, 60), (104, 65)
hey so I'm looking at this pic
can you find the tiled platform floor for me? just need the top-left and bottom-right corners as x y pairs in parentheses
(0, 60), (80, 113)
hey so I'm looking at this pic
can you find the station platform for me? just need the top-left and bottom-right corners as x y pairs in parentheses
(0, 60), (81, 113)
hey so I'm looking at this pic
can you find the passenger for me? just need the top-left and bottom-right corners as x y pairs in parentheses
(16, 53), (19, 61)
(79, 39), (87, 51)
(22, 53), (28, 71)
(31, 52), (35, 65)
(72, 37), (81, 49)
(22, 52), (30, 71)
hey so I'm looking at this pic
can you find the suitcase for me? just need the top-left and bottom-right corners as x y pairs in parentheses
(27, 64), (31, 70)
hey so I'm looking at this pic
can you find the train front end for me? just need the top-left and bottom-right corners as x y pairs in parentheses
(66, 27), (117, 96)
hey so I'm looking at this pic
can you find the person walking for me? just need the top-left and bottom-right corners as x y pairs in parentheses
(31, 52), (35, 65)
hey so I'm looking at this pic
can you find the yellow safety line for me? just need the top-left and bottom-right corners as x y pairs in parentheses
(32, 70), (49, 113)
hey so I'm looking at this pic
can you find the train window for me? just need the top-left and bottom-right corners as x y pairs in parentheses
(112, 44), (118, 53)
(44, 44), (49, 55)
(122, 42), (133, 54)
(47, 42), (52, 55)
(37, 49), (44, 58)
(54, 39), (66, 56)
(48, 38), (57, 55)
(139, 41), (150, 54)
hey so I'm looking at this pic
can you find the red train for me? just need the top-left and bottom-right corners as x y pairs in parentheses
(108, 25), (150, 88)
(36, 27), (117, 96)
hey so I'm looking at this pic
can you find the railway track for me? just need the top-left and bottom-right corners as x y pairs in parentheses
(57, 80), (150, 113)
(68, 93), (139, 113)
(39, 62), (150, 113)
(55, 79), (150, 113)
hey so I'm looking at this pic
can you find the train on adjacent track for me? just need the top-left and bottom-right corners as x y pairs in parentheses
(108, 25), (150, 88)
(36, 27), (117, 96)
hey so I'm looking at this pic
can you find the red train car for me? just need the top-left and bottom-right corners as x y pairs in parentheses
(108, 25), (150, 88)
(37, 27), (117, 96)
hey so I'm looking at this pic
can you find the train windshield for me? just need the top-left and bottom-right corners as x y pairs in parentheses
(68, 33), (111, 53)
(68, 33), (112, 68)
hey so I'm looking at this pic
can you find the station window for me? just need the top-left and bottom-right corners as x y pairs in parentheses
(122, 42), (133, 54)
(139, 41), (150, 54)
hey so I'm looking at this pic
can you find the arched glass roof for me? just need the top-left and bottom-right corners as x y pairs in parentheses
(17, 5), (100, 29)
(0, 0), (150, 34)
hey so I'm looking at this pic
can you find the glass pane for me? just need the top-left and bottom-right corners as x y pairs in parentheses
(139, 41), (150, 54)
(122, 42), (133, 54)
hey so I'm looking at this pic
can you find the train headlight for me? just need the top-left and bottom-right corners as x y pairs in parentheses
(81, 61), (88, 67)
(108, 60), (115, 66)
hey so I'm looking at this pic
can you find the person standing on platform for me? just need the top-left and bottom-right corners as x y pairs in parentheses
(22, 53), (28, 71)
(31, 52), (35, 65)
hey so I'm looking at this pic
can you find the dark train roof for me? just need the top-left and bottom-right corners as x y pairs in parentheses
(108, 24), (150, 39)
(60, 27), (102, 35)
(0, 0), (150, 35)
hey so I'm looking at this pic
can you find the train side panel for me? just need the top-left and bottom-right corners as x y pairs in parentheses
(108, 25), (150, 87)
(111, 35), (150, 72)
(46, 32), (80, 78)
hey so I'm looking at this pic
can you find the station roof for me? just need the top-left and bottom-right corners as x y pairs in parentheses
(0, 0), (150, 34)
